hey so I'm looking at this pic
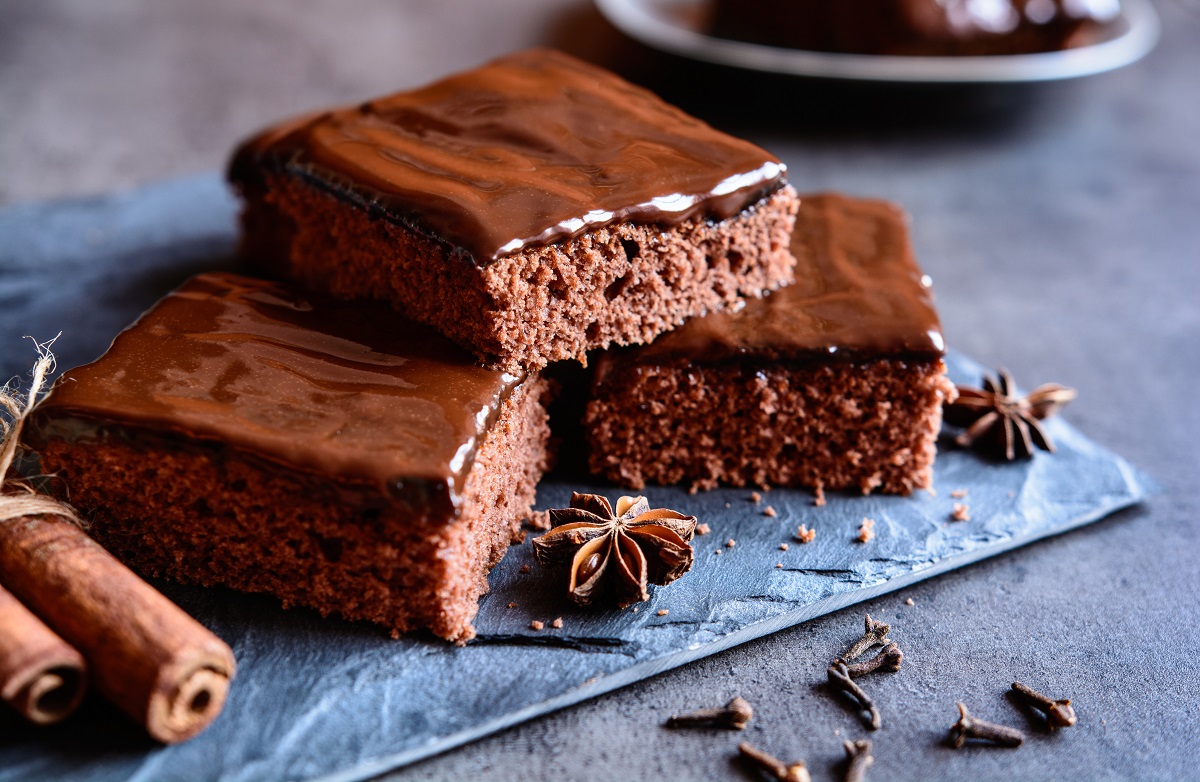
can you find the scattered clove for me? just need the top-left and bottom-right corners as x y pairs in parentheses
(842, 643), (903, 678)
(737, 741), (810, 782)
(828, 662), (881, 730)
(842, 739), (874, 782)
(1011, 681), (1076, 730)
(842, 614), (891, 662)
(949, 702), (1025, 748)
(666, 696), (753, 730)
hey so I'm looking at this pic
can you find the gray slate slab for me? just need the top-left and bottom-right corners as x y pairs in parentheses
(0, 176), (1149, 782)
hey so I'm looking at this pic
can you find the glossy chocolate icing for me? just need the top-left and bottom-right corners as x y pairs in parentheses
(30, 273), (524, 513)
(229, 49), (787, 266)
(623, 194), (945, 365)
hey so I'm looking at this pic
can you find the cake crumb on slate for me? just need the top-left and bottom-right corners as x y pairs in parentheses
(796, 524), (816, 544)
(696, 523), (711, 535)
(950, 488), (968, 499)
(856, 518), (876, 543)
(905, 598), (915, 606)
(763, 506), (777, 518)
(727, 538), (737, 548)
(749, 491), (762, 503)
(951, 503), (971, 522)
(657, 609), (670, 617)
(813, 485), (827, 507)
(779, 542), (789, 551)
(519, 564), (531, 573)
(507, 602), (519, 609)
(551, 617), (564, 629)
(530, 620), (544, 631)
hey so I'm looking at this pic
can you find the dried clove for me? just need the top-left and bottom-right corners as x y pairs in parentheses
(842, 643), (903, 678)
(949, 702), (1025, 748)
(1011, 681), (1076, 730)
(842, 614), (891, 662)
(666, 696), (754, 730)
(737, 741), (810, 782)
(828, 662), (881, 730)
(842, 739), (874, 782)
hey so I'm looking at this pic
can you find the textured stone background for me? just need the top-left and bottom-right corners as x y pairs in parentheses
(2, 1), (1198, 779)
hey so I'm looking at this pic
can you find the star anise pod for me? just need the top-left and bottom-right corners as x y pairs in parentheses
(532, 492), (697, 608)
(944, 369), (1077, 460)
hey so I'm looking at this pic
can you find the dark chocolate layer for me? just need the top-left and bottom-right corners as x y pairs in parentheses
(618, 193), (945, 365)
(229, 49), (787, 266)
(710, 0), (1120, 56)
(30, 273), (525, 512)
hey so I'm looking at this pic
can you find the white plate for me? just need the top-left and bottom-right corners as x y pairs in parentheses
(594, 0), (1160, 83)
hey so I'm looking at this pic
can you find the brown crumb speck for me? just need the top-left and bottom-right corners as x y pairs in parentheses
(856, 518), (876, 543)
(632, 606), (639, 613)
(749, 491), (762, 503)
(530, 620), (544, 631)
(951, 503), (971, 522)
(775, 563), (783, 569)
(696, 522), (711, 536)
(779, 542), (789, 551)
(726, 538), (737, 548)
(714, 549), (722, 556)
(724, 502), (731, 509)
(519, 564), (531, 574)
(950, 488), (968, 499)
(763, 505), (777, 518)
(657, 609), (670, 616)
(551, 617), (564, 629)
(795, 524), (816, 544)
(813, 485), (826, 507)
(507, 602), (518, 609)
(905, 598), (915, 606)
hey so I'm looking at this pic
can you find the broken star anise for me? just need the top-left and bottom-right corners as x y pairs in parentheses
(532, 492), (697, 608)
(944, 369), (1077, 460)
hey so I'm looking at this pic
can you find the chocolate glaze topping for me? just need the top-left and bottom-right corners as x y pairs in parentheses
(229, 49), (787, 266)
(30, 273), (524, 514)
(623, 193), (946, 365)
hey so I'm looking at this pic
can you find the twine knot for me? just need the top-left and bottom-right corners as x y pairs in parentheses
(1, 336), (83, 527)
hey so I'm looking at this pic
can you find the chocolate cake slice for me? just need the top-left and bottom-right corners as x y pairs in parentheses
(229, 48), (799, 372)
(709, 0), (1121, 57)
(26, 273), (553, 643)
(585, 193), (955, 495)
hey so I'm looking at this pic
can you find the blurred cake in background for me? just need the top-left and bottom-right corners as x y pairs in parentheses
(709, 0), (1122, 56)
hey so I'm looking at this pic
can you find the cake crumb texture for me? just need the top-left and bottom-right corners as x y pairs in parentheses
(586, 358), (954, 495)
(240, 176), (799, 372)
(37, 379), (553, 643)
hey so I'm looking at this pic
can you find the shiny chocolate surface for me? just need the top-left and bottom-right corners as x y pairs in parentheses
(625, 193), (946, 364)
(32, 273), (524, 507)
(229, 49), (786, 265)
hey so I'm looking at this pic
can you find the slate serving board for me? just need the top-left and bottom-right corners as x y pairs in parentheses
(0, 175), (1150, 782)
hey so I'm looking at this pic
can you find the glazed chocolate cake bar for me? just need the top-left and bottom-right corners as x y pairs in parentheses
(229, 49), (799, 372)
(710, 0), (1120, 56)
(26, 273), (553, 643)
(586, 193), (955, 495)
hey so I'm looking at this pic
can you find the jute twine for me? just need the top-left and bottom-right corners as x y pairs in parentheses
(0, 336), (83, 527)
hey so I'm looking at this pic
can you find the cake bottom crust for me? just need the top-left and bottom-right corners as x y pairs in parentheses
(37, 379), (553, 643)
(585, 358), (954, 495)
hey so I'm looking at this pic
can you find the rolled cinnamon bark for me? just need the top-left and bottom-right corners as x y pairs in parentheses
(0, 515), (236, 743)
(0, 581), (87, 725)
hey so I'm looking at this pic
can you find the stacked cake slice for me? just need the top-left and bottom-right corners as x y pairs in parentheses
(27, 49), (956, 642)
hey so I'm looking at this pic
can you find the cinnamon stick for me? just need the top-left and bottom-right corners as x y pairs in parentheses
(0, 515), (236, 743)
(0, 581), (87, 725)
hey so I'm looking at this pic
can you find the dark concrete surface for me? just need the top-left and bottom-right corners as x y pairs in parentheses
(2, 1), (1198, 780)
